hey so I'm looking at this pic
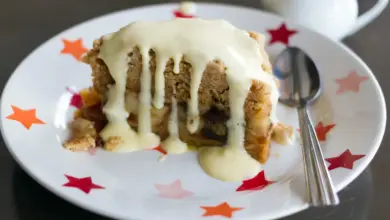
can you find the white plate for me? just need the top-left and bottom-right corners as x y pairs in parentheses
(0, 2), (386, 220)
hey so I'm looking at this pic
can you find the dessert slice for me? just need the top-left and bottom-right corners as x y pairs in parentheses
(65, 19), (293, 181)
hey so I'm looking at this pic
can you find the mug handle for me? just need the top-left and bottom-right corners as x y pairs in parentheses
(346, 0), (388, 37)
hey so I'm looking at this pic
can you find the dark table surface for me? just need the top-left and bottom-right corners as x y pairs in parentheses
(0, 0), (388, 219)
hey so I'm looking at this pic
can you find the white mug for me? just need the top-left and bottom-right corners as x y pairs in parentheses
(260, 0), (388, 40)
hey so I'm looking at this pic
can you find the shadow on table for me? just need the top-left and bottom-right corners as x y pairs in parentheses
(12, 164), (373, 220)
(12, 166), (111, 220)
(281, 168), (373, 220)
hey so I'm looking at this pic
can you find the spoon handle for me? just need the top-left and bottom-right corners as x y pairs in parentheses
(298, 107), (320, 205)
(304, 108), (340, 206)
(298, 107), (339, 206)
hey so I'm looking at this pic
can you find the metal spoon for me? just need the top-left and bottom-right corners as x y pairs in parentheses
(274, 47), (339, 206)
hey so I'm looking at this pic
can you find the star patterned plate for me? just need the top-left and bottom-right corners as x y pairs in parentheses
(0, 3), (386, 220)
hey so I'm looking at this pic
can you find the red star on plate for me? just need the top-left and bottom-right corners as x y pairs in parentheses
(66, 87), (83, 108)
(62, 174), (104, 194)
(152, 145), (167, 155)
(325, 149), (365, 171)
(60, 38), (88, 61)
(6, 105), (45, 129)
(173, 10), (195, 18)
(335, 71), (368, 95)
(315, 122), (336, 142)
(236, 170), (274, 192)
(173, 2), (196, 18)
(201, 202), (243, 218)
(267, 23), (297, 45)
(296, 122), (335, 142)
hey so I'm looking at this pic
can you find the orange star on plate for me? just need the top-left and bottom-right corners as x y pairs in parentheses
(201, 202), (243, 218)
(315, 122), (336, 141)
(6, 105), (45, 129)
(60, 38), (88, 61)
(267, 23), (297, 45)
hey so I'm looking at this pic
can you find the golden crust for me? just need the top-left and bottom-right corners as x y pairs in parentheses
(105, 136), (123, 151)
(64, 135), (96, 151)
(64, 118), (97, 151)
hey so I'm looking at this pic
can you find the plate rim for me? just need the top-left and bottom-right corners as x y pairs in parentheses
(0, 2), (386, 220)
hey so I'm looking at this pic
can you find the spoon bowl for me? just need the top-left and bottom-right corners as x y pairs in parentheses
(275, 47), (322, 107)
